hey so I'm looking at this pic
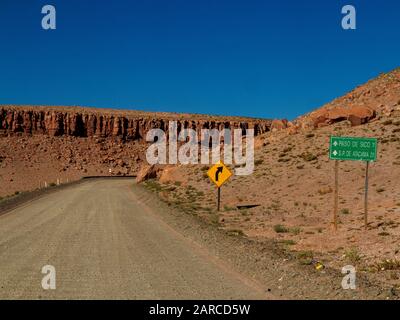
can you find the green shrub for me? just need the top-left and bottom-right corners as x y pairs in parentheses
(297, 251), (314, 265)
(375, 259), (400, 271)
(345, 247), (361, 263)
(290, 227), (302, 235)
(340, 208), (351, 215)
(273, 224), (289, 233)
(280, 239), (296, 245)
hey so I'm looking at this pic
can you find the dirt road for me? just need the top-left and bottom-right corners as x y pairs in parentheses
(0, 179), (269, 299)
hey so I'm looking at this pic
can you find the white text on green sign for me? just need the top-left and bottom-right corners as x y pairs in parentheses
(329, 136), (377, 162)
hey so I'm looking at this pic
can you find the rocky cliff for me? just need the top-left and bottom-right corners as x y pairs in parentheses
(0, 106), (272, 140)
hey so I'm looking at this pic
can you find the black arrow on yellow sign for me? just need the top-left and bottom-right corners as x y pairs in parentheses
(215, 166), (223, 182)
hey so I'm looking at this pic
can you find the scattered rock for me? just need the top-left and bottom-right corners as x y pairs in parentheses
(136, 164), (162, 183)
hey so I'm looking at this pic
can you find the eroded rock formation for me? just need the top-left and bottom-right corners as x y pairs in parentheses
(0, 106), (272, 141)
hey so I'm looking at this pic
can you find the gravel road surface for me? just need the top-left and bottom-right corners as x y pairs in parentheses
(0, 179), (269, 299)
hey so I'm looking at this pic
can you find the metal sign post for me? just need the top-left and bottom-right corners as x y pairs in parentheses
(217, 187), (221, 212)
(329, 136), (377, 231)
(207, 161), (232, 211)
(364, 161), (369, 229)
(333, 160), (339, 231)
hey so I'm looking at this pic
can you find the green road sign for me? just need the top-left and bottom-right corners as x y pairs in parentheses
(330, 136), (377, 162)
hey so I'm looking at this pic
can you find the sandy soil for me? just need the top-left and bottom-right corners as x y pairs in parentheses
(146, 114), (400, 290)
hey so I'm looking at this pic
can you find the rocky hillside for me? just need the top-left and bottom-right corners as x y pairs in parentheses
(0, 105), (271, 140)
(264, 68), (400, 134)
(139, 67), (400, 286)
(295, 67), (400, 128)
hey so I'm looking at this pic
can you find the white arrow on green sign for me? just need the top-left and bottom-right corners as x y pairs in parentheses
(329, 136), (377, 162)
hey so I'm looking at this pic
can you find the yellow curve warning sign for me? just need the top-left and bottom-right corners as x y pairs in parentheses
(207, 161), (232, 188)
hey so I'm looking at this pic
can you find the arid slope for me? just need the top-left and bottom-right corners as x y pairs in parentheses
(143, 68), (400, 287)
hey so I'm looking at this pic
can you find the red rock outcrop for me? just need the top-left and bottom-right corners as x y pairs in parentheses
(135, 164), (164, 183)
(295, 67), (400, 129)
(307, 106), (376, 128)
(270, 119), (288, 131)
(0, 106), (272, 141)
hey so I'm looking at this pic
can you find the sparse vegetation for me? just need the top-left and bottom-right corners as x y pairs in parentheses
(345, 247), (361, 264)
(289, 227), (302, 235)
(144, 179), (163, 192)
(273, 224), (289, 233)
(279, 239), (296, 246)
(340, 208), (351, 215)
(373, 259), (400, 271)
(300, 152), (318, 162)
(226, 229), (244, 237)
(297, 251), (314, 265)
(223, 205), (236, 211)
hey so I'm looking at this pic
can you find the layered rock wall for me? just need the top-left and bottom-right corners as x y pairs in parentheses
(0, 107), (272, 141)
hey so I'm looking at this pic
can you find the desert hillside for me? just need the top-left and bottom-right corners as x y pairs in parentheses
(140, 67), (400, 285)
(296, 67), (400, 128)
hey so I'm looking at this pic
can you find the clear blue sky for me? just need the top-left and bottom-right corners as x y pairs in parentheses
(0, 0), (399, 119)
